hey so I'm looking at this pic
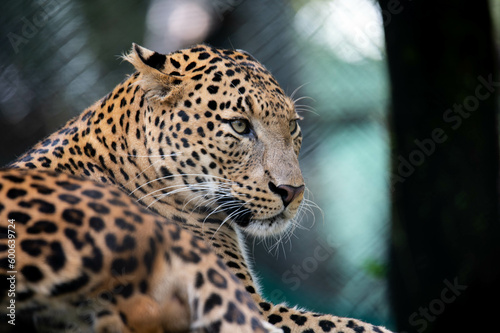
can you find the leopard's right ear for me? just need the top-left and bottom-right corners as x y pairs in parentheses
(123, 43), (184, 104)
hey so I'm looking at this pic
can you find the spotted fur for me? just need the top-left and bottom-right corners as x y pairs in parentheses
(0, 169), (279, 333)
(4, 44), (392, 333)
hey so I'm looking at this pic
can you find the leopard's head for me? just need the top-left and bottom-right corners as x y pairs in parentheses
(124, 44), (304, 237)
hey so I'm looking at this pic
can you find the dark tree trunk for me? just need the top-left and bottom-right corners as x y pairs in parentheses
(378, 0), (500, 332)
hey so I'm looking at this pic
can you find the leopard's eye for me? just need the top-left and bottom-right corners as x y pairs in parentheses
(230, 119), (251, 135)
(289, 119), (298, 135)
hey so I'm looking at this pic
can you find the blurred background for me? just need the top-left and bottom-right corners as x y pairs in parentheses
(1, 1), (499, 332)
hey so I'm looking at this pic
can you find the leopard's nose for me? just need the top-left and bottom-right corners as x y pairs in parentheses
(269, 182), (305, 207)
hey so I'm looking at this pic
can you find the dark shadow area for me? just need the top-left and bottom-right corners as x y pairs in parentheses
(379, 0), (500, 331)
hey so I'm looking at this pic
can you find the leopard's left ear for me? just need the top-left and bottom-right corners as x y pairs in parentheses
(123, 43), (184, 104)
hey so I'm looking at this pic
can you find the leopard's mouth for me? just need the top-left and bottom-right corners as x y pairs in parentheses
(214, 196), (295, 237)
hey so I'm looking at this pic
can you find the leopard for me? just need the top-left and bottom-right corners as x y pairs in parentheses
(4, 43), (393, 333)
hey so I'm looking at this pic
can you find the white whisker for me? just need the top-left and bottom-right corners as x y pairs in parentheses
(290, 82), (310, 101)
(130, 173), (232, 196)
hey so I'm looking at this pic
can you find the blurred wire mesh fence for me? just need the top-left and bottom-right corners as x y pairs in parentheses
(1, 0), (394, 328)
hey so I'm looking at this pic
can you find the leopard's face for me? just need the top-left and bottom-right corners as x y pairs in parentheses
(126, 44), (304, 237)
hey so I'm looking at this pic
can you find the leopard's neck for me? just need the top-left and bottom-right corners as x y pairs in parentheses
(10, 75), (196, 210)
(10, 76), (138, 182)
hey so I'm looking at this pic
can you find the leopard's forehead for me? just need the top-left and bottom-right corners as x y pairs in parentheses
(156, 44), (295, 121)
